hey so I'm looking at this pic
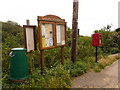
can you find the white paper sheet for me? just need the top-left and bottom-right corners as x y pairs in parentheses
(56, 25), (61, 44)
(26, 27), (35, 52)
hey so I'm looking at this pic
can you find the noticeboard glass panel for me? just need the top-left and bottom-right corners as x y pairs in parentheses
(56, 24), (65, 46)
(41, 23), (54, 48)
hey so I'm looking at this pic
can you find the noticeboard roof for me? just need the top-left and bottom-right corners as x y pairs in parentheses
(37, 15), (65, 22)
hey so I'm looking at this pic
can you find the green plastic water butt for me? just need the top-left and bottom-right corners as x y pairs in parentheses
(9, 48), (29, 81)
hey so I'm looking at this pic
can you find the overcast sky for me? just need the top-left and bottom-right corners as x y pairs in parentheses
(0, 0), (119, 36)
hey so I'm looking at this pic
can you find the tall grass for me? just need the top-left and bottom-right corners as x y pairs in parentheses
(2, 27), (119, 88)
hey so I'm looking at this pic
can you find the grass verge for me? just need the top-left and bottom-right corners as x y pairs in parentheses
(2, 54), (120, 88)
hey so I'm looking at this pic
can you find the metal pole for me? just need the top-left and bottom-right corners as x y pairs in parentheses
(71, 0), (79, 63)
(96, 46), (98, 62)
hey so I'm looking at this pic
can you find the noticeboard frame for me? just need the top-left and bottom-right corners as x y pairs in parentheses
(38, 15), (67, 50)
(23, 25), (37, 52)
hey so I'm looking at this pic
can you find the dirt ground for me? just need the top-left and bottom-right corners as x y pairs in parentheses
(72, 53), (120, 88)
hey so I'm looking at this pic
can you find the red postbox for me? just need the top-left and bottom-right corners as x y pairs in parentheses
(92, 33), (102, 46)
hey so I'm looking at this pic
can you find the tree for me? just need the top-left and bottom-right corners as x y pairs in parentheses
(2, 21), (22, 36)
(115, 28), (120, 32)
(94, 25), (120, 54)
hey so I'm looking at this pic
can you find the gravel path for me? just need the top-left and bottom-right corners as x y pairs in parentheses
(72, 54), (120, 88)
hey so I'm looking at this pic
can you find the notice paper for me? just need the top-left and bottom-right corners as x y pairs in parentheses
(56, 25), (61, 44)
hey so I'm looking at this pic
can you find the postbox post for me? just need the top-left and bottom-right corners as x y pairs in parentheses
(96, 46), (98, 62)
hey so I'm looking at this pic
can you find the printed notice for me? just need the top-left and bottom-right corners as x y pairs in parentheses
(62, 40), (65, 45)
(42, 23), (54, 48)
(56, 25), (61, 44)
(56, 24), (65, 46)
(26, 27), (35, 52)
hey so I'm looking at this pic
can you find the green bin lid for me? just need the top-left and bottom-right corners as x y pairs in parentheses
(11, 48), (26, 51)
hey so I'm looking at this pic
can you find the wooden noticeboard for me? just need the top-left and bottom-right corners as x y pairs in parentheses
(37, 15), (67, 74)
(37, 15), (67, 50)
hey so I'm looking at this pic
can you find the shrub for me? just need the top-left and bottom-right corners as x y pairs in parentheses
(2, 65), (71, 88)
(64, 59), (88, 77)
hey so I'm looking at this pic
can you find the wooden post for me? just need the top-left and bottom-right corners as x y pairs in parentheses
(61, 46), (64, 65)
(71, 0), (79, 63)
(78, 29), (79, 37)
(26, 19), (32, 74)
(40, 50), (44, 75)
(26, 19), (30, 25)
(29, 53), (33, 74)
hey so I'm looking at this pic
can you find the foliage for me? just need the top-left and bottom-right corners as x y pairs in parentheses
(2, 21), (24, 74)
(2, 21), (120, 88)
(94, 55), (119, 72)
(115, 28), (120, 32)
(64, 59), (88, 77)
(94, 25), (120, 54)
(2, 65), (71, 88)
(2, 21), (22, 37)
